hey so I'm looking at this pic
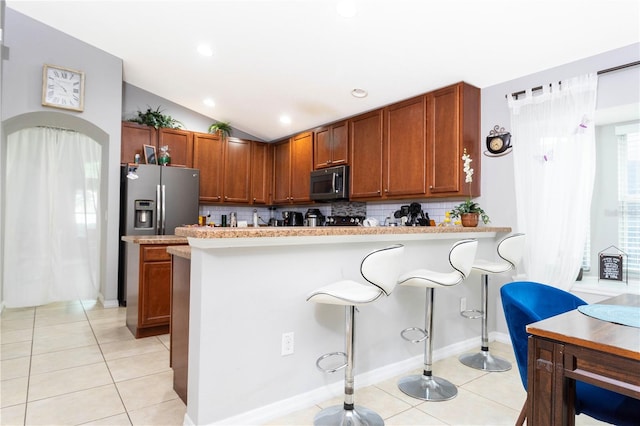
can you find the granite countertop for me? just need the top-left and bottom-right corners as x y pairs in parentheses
(121, 235), (189, 244)
(175, 225), (511, 239)
(167, 245), (191, 259)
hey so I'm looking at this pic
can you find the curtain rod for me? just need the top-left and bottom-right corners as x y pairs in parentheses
(506, 60), (640, 99)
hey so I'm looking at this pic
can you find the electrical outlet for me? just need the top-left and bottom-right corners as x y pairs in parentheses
(460, 297), (467, 313)
(281, 332), (294, 356)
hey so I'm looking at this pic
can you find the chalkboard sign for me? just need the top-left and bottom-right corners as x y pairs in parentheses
(599, 253), (623, 281)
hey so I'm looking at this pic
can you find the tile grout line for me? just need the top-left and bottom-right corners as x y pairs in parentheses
(82, 300), (134, 426)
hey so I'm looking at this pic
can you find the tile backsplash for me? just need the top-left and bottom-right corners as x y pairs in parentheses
(199, 200), (460, 226)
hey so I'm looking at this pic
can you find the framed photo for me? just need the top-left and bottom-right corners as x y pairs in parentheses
(143, 144), (157, 164)
(42, 64), (85, 112)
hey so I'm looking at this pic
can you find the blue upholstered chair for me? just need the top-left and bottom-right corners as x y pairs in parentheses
(500, 281), (640, 426)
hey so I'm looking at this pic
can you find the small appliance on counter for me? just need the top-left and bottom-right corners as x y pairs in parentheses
(326, 215), (365, 226)
(282, 211), (304, 226)
(393, 202), (431, 226)
(305, 208), (325, 227)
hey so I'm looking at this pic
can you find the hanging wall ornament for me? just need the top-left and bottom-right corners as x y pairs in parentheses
(484, 125), (512, 157)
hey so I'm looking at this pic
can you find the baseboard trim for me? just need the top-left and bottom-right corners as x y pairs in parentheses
(200, 335), (512, 425)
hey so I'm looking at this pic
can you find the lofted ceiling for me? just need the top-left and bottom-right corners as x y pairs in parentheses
(6, 0), (640, 141)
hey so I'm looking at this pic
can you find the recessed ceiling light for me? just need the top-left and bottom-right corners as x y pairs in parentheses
(203, 98), (215, 107)
(336, 1), (357, 18)
(197, 44), (213, 57)
(280, 115), (292, 125)
(351, 88), (368, 98)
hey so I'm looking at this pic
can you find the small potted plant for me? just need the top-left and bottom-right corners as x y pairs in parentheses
(129, 106), (183, 129)
(449, 149), (490, 227)
(208, 121), (233, 139)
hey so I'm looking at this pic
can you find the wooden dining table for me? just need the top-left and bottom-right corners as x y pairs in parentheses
(525, 293), (640, 425)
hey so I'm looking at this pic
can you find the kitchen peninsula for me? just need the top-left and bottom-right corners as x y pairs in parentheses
(174, 225), (511, 425)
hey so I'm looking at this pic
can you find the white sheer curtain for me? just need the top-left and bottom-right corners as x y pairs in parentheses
(508, 74), (598, 290)
(4, 127), (101, 307)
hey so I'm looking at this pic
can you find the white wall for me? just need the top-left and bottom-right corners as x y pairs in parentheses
(1, 8), (123, 306)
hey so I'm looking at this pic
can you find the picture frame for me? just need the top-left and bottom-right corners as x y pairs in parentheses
(143, 144), (157, 164)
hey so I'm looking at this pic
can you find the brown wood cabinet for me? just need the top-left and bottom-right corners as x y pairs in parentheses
(193, 132), (224, 203)
(272, 132), (313, 204)
(121, 122), (194, 167)
(349, 97), (427, 201)
(314, 120), (349, 169)
(126, 243), (183, 338)
(427, 82), (480, 197)
(384, 95), (427, 197)
(349, 110), (384, 199)
(121, 122), (157, 164)
(223, 138), (251, 203)
(158, 128), (194, 168)
(251, 141), (270, 204)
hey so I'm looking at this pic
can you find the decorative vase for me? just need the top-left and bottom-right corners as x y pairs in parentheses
(461, 213), (479, 227)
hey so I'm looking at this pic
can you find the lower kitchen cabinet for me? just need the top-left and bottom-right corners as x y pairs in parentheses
(126, 242), (184, 338)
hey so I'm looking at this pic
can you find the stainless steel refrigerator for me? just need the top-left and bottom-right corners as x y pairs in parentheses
(118, 164), (199, 305)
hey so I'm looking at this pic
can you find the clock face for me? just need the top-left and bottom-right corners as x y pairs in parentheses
(489, 137), (504, 152)
(42, 65), (85, 111)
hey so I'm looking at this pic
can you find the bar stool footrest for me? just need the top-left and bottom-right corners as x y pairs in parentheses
(315, 352), (347, 373)
(400, 327), (428, 343)
(460, 309), (484, 319)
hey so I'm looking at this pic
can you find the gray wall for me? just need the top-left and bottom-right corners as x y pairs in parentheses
(123, 83), (263, 141)
(1, 8), (123, 306)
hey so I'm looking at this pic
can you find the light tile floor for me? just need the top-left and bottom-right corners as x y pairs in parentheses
(1, 300), (607, 425)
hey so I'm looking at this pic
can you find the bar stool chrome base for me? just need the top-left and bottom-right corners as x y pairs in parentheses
(314, 404), (384, 426)
(398, 373), (457, 401)
(458, 350), (511, 372)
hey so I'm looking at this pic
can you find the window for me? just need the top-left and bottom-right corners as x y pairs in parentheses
(586, 121), (640, 281)
(617, 126), (639, 277)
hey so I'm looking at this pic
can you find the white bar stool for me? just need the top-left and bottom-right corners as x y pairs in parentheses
(307, 244), (405, 426)
(458, 233), (525, 372)
(397, 239), (478, 401)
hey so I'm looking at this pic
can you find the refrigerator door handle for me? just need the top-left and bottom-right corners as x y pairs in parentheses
(161, 184), (167, 235)
(156, 184), (162, 234)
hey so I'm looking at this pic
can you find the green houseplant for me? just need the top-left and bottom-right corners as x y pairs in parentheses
(208, 121), (233, 139)
(129, 106), (183, 129)
(449, 149), (490, 226)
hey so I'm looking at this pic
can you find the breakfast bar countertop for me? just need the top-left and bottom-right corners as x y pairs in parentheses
(175, 225), (512, 248)
(121, 235), (189, 245)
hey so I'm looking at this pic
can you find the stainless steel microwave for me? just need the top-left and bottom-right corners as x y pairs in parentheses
(309, 165), (349, 201)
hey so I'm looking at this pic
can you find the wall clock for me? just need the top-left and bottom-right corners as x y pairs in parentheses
(42, 64), (85, 112)
(484, 125), (512, 157)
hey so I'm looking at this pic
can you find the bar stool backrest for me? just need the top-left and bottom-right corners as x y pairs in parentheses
(360, 244), (405, 296)
(497, 233), (526, 268)
(449, 239), (478, 279)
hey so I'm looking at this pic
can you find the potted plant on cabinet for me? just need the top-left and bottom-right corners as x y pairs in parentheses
(449, 149), (490, 227)
(129, 106), (183, 129)
(208, 121), (233, 140)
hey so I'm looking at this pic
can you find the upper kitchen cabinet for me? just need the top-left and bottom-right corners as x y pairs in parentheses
(121, 122), (157, 164)
(272, 131), (313, 204)
(251, 141), (270, 205)
(121, 122), (194, 168)
(193, 132), (224, 203)
(158, 128), (194, 168)
(349, 109), (384, 199)
(313, 120), (349, 169)
(384, 95), (427, 198)
(350, 97), (428, 201)
(426, 82), (480, 197)
(222, 138), (251, 203)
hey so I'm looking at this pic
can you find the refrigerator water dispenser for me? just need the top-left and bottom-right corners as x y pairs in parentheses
(134, 200), (155, 228)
